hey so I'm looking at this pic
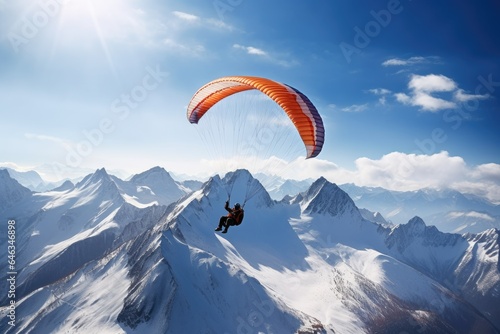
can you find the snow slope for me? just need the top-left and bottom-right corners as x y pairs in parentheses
(0, 168), (177, 306)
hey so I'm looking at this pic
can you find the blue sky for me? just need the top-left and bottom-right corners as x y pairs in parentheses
(1, 0), (499, 202)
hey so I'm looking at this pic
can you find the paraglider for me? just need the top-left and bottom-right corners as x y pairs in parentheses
(187, 76), (324, 159)
(215, 201), (245, 233)
(187, 76), (324, 232)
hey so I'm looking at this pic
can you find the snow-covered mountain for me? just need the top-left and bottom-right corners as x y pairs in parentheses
(178, 179), (203, 192)
(257, 174), (312, 200)
(0, 169), (32, 210)
(0, 168), (46, 191)
(1, 169), (499, 333)
(0, 167), (187, 301)
(112, 166), (190, 207)
(249, 175), (499, 234)
(358, 208), (389, 226)
(339, 183), (500, 234)
(6, 167), (499, 234)
(0, 168), (175, 308)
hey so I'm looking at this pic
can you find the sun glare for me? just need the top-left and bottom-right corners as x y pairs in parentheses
(56, 0), (146, 47)
(52, 0), (147, 73)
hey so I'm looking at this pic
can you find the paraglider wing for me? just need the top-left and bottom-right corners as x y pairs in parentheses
(187, 76), (324, 158)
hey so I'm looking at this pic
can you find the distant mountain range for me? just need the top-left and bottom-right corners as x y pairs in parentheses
(262, 176), (500, 234)
(339, 183), (500, 234)
(0, 168), (498, 333)
(7, 167), (498, 235)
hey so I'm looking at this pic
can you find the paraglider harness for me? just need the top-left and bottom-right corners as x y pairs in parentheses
(225, 201), (244, 225)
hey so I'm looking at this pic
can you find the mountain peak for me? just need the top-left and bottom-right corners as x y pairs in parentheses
(0, 168), (10, 180)
(301, 177), (361, 217)
(389, 216), (431, 240)
(386, 216), (463, 252)
(51, 180), (75, 192)
(1, 167), (45, 189)
(194, 169), (273, 208)
(0, 168), (32, 190)
(309, 176), (337, 193)
(223, 169), (273, 207)
(75, 168), (122, 200)
(0, 169), (32, 208)
(224, 168), (253, 181)
(81, 168), (111, 184)
(316, 176), (328, 183)
(130, 166), (171, 183)
(407, 216), (426, 233)
(127, 166), (187, 206)
(86, 167), (111, 183)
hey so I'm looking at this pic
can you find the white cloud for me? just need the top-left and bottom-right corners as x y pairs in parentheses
(222, 151), (500, 204)
(172, 11), (200, 22)
(352, 151), (469, 190)
(232, 44), (297, 67)
(369, 88), (391, 95)
(280, 152), (499, 203)
(471, 163), (500, 182)
(159, 11), (236, 57)
(394, 92), (411, 104)
(233, 44), (267, 56)
(454, 89), (490, 102)
(446, 211), (495, 222)
(0, 162), (34, 171)
(408, 74), (457, 92)
(172, 11), (234, 30)
(341, 104), (368, 112)
(410, 91), (457, 111)
(163, 38), (205, 56)
(26, 151), (499, 205)
(382, 58), (409, 66)
(394, 74), (488, 112)
(12, 150), (500, 204)
(368, 88), (391, 105)
(171, 11), (235, 32)
(277, 151), (499, 204)
(25, 133), (73, 150)
(352, 151), (500, 204)
(274, 58), (300, 68)
(247, 46), (267, 56)
(382, 56), (440, 67)
(205, 18), (234, 31)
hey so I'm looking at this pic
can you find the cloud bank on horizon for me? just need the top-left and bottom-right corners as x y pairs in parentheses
(3, 150), (499, 205)
(0, 0), (499, 202)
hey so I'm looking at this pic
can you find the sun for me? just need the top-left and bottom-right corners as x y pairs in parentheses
(58, 0), (139, 35)
(52, 0), (147, 70)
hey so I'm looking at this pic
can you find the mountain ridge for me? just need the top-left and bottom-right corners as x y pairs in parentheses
(5, 166), (499, 234)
